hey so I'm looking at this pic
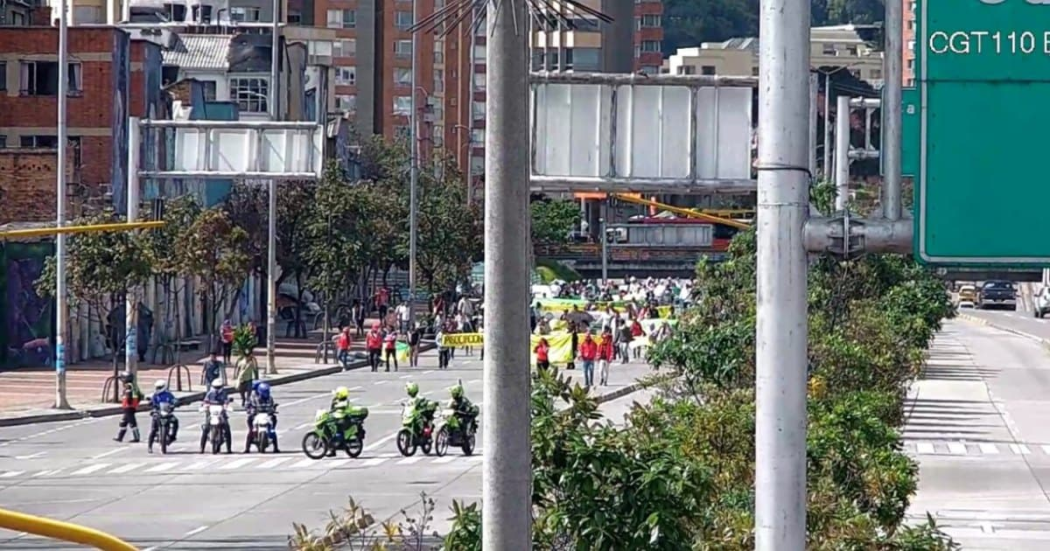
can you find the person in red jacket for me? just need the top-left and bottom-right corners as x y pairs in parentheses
(365, 323), (383, 372)
(597, 329), (614, 386)
(577, 334), (599, 388)
(334, 327), (352, 370)
(534, 337), (551, 371)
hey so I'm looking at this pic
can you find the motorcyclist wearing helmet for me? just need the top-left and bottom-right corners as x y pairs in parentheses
(245, 381), (279, 453)
(405, 382), (437, 428)
(447, 383), (478, 435)
(200, 379), (232, 453)
(147, 380), (179, 453)
(114, 370), (144, 443)
(327, 386), (360, 456)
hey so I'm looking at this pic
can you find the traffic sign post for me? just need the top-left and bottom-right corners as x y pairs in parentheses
(917, 0), (1050, 265)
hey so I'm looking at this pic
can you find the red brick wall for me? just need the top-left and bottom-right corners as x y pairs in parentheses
(0, 149), (73, 225)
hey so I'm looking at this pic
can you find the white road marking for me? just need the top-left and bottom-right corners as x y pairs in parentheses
(219, 457), (257, 470)
(374, 381), (388, 385)
(326, 459), (352, 469)
(290, 458), (319, 469)
(397, 457), (422, 465)
(947, 442), (967, 455)
(434, 456), (457, 464)
(294, 422), (313, 430)
(109, 463), (145, 474)
(255, 456), (294, 469)
(424, 370), (434, 375)
(14, 452), (45, 460)
(1010, 443), (1032, 455)
(980, 443), (1000, 454)
(0, 471), (24, 478)
(31, 469), (60, 477)
(144, 462), (181, 473)
(400, 375), (411, 379)
(185, 525), (209, 536)
(468, 379), (480, 384)
(364, 431), (399, 451)
(91, 448), (129, 460)
(361, 457), (387, 467)
(916, 442), (935, 454)
(71, 463), (110, 476)
(185, 459), (219, 471)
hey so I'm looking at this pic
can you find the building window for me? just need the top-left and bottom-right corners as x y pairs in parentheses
(164, 3), (187, 22)
(394, 67), (412, 86)
(287, 10), (302, 23)
(336, 94), (356, 111)
(11, 12), (25, 25)
(433, 69), (444, 92)
(19, 136), (82, 167)
(230, 7), (261, 22)
(192, 5), (213, 23)
(336, 66), (357, 85)
(393, 95), (412, 115)
(471, 128), (484, 145)
(908, 40), (915, 51)
(0, 62), (5, 91)
(640, 65), (660, 75)
(433, 125), (444, 148)
(701, 65), (716, 76)
(19, 61), (82, 96)
(395, 40), (413, 58)
(230, 77), (269, 113)
(473, 71), (486, 92)
(200, 80), (217, 101)
(334, 39), (356, 57)
(822, 44), (836, 55)
(676, 65), (695, 75)
(639, 40), (661, 53)
(473, 100), (484, 120)
(327, 9), (355, 29)
(639, 14), (661, 28)
(395, 11), (413, 30)
(751, 66), (759, 76)
(0, 136), (6, 148)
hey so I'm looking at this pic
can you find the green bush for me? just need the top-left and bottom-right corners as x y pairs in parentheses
(441, 226), (958, 549)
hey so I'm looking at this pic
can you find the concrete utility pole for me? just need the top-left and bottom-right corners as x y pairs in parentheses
(408, 0), (419, 326)
(882, 0), (903, 221)
(835, 94), (850, 211)
(755, 0), (810, 549)
(483, 0), (531, 549)
(266, 0), (280, 374)
(125, 118), (141, 374)
(55, 0), (71, 409)
(822, 71), (831, 177)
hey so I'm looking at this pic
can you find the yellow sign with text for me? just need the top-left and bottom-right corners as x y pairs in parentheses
(440, 333), (484, 348)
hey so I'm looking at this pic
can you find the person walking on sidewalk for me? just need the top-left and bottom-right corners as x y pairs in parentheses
(113, 370), (144, 443)
(203, 351), (224, 387)
(597, 329), (614, 386)
(236, 350), (259, 407)
(383, 327), (399, 372)
(534, 337), (551, 372)
(436, 325), (450, 370)
(577, 334), (598, 388)
(366, 323), (383, 372)
(335, 327), (352, 370)
(220, 320), (234, 366)
(351, 300), (365, 337)
(616, 319), (632, 364)
(408, 323), (422, 367)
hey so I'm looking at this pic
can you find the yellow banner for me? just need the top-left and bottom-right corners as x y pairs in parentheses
(530, 333), (608, 365)
(440, 333), (484, 348)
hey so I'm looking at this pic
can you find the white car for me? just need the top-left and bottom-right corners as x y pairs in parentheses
(1034, 286), (1050, 318)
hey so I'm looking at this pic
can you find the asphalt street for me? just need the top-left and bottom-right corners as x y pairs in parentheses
(905, 318), (1050, 549)
(0, 348), (652, 550)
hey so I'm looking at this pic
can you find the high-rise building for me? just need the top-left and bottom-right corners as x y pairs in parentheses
(903, 0), (915, 86)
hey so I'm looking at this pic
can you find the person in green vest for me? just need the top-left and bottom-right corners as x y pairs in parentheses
(236, 349), (259, 407)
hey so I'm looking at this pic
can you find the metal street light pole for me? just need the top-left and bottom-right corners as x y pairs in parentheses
(755, 0), (810, 549)
(408, 0), (419, 327)
(125, 119), (141, 375)
(882, 0), (903, 221)
(835, 94), (850, 211)
(823, 71), (831, 176)
(483, 0), (531, 548)
(266, 0), (280, 374)
(54, 0), (71, 409)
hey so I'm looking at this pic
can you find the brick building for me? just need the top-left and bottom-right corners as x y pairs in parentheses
(903, 0), (915, 86)
(0, 149), (74, 225)
(0, 25), (165, 215)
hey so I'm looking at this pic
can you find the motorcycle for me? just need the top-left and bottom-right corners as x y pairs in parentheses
(434, 406), (478, 457)
(301, 406), (368, 459)
(247, 405), (279, 453)
(200, 403), (231, 454)
(151, 402), (177, 454)
(396, 400), (438, 457)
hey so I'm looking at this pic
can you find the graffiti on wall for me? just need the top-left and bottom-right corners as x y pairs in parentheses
(0, 242), (55, 369)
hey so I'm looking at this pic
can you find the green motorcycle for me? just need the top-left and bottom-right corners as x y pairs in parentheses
(434, 404), (479, 456)
(301, 405), (368, 459)
(396, 399), (438, 457)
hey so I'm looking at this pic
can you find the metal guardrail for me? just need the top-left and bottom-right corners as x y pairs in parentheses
(0, 507), (138, 550)
(167, 365), (192, 393)
(101, 376), (119, 404)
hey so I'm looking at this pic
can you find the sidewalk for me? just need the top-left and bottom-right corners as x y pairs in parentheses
(0, 336), (432, 427)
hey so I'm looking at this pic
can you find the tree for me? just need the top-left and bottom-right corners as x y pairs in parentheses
(530, 197), (578, 245)
(415, 161), (483, 293)
(181, 208), (251, 352)
(36, 210), (152, 402)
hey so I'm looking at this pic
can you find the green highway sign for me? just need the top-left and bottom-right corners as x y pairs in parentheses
(901, 88), (918, 177)
(916, 0), (1050, 265)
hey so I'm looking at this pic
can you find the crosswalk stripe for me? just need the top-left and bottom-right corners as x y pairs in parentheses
(1010, 444), (1032, 455)
(144, 462), (181, 473)
(219, 458), (257, 470)
(256, 457), (294, 469)
(109, 463), (145, 474)
(290, 458), (319, 469)
(947, 443), (967, 455)
(434, 456), (457, 464)
(185, 459), (219, 471)
(71, 464), (109, 476)
(980, 443), (1000, 454)
(361, 457), (387, 467)
(397, 457), (422, 465)
(916, 442), (935, 454)
(326, 459), (352, 469)
(31, 470), (59, 477)
(1042, 445), (1050, 456)
(0, 471), (24, 478)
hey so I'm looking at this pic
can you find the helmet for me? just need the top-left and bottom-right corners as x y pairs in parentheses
(120, 370), (133, 382)
(406, 382), (419, 397)
(334, 386), (349, 400)
(256, 382), (271, 399)
(450, 384), (463, 399)
(154, 380), (167, 391)
(211, 379), (223, 389)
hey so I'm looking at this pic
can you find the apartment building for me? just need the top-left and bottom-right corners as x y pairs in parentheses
(903, 0), (915, 86)
(665, 24), (884, 87)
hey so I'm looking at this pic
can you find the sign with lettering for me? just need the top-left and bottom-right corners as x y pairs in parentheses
(916, 0), (1050, 264)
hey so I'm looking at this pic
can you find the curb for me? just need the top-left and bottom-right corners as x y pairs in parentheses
(0, 343), (438, 428)
(955, 313), (1050, 346)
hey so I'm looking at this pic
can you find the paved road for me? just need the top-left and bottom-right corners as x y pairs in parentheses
(0, 350), (652, 549)
(905, 318), (1050, 548)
